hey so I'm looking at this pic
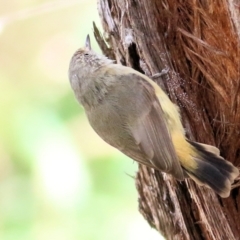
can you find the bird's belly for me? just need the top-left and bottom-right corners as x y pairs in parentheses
(86, 103), (133, 150)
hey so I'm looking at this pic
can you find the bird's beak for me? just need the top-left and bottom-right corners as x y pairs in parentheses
(85, 34), (91, 50)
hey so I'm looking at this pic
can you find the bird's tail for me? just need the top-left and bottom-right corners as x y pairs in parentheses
(183, 141), (239, 198)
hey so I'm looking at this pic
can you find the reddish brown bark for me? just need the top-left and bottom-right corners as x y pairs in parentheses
(96, 0), (240, 239)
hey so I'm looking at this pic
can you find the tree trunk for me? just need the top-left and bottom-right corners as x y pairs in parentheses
(95, 0), (240, 239)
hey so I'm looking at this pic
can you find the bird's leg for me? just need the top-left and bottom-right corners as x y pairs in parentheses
(151, 67), (170, 79)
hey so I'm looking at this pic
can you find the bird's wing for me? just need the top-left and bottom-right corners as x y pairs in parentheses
(123, 72), (184, 180)
(92, 64), (184, 180)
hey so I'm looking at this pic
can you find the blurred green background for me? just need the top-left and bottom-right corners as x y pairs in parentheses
(0, 1), (163, 239)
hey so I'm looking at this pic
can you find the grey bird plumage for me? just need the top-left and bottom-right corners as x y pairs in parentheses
(68, 35), (239, 198)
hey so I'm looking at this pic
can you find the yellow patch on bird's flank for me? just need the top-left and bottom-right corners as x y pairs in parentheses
(139, 73), (185, 133)
(171, 132), (198, 170)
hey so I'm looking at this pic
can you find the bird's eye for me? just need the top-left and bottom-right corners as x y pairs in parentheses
(84, 53), (89, 56)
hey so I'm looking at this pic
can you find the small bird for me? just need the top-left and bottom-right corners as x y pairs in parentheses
(68, 35), (239, 198)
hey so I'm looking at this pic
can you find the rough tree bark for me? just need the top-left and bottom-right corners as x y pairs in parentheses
(95, 1), (240, 239)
